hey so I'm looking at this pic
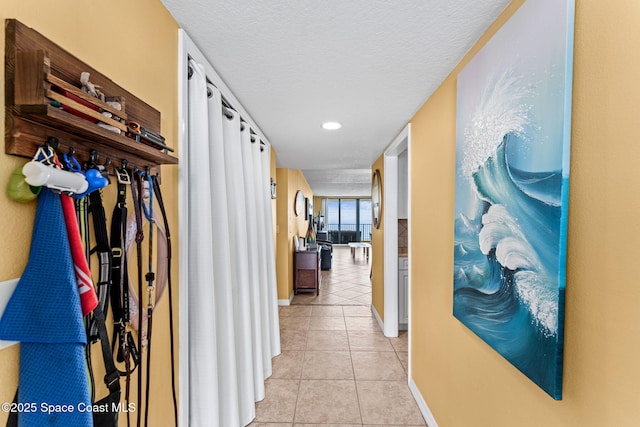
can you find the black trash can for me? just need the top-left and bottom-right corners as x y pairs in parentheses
(320, 245), (332, 270)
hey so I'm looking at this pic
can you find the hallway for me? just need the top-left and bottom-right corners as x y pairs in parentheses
(293, 246), (373, 306)
(250, 247), (424, 426)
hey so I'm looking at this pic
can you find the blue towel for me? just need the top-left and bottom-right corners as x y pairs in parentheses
(0, 189), (91, 426)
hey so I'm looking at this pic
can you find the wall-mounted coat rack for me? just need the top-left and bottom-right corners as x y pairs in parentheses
(4, 19), (178, 174)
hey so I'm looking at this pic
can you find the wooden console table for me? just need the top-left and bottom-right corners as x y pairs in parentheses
(294, 248), (321, 295)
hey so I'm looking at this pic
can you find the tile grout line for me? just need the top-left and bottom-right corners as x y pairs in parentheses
(291, 315), (312, 425)
(291, 345), (305, 425)
(346, 310), (365, 427)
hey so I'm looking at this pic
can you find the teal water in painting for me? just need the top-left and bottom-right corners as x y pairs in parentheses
(453, 133), (565, 399)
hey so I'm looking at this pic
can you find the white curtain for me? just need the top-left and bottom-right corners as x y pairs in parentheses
(185, 58), (280, 427)
(260, 145), (281, 357)
(239, 125), (267, 399)
(221, 112), (254, 426)
(186, 61), (220, 426)
(245, 132), (272, 379)
(252, 140), (281, 361)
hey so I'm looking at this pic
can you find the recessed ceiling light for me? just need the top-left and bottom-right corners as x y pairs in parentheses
(322, 121), (342, 130)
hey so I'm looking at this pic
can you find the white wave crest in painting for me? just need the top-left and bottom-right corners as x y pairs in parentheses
(479, 204), (556, 335)
(457, 243), (468, 256)
(478, 205), (540, 270)
(514, 270), (558, 336)
(462, 69), (534, 178)
(458, 212), (481, 235)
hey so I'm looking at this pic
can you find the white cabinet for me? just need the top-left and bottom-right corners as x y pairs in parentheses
(398, 256), (408, 327)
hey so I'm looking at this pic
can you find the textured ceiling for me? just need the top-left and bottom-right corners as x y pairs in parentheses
(302, 169), (372, 197)
(160, 0), (511, 196)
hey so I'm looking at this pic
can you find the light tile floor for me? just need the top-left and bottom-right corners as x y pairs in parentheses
(292, 246), (372, 306)
(250, 247), (424, 426)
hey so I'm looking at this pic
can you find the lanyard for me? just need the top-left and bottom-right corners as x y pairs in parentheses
(151, 174), (178, 425)
(130, 169), (144, 427)
(139, 170), (155, 427)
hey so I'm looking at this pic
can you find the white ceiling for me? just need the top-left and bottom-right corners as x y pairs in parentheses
(160, 0), (511, 196)
(302, 169), (372, 197)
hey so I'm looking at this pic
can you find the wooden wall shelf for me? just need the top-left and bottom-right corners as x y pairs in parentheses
(5, 19), (178, 171)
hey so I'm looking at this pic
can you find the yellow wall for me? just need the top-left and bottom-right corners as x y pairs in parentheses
(409, 1), (640, 426)
(370, 157), (385, 320)
(275, 168), (290, 300)
(0, 1), (179, 426)
(275, 169), (313, 300)
(313, 196), (322, 217)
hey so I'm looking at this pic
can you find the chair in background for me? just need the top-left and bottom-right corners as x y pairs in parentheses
(315, 231), (333, 270)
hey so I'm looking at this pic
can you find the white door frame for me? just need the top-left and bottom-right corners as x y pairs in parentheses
(382, 124), (410, 338)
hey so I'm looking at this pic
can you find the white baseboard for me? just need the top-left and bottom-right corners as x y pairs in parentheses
(278, 291), (294, 306)
(408, 378), (439, 427)
(370, 304), (384, 331)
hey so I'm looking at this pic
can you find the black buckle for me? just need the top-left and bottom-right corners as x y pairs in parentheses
(116, 168), (131, 185)
(104, 370), (121, 393)
(112, 247), (123, 259)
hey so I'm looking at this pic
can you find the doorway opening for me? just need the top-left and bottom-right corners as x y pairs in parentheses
(382, 124), (411, 348)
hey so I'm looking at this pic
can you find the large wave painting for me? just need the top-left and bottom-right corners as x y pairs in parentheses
(454, 0), (574, 400)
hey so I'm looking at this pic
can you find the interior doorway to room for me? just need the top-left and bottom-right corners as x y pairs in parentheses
(382, 124), (410, 340)
(397, 148), (409, 331)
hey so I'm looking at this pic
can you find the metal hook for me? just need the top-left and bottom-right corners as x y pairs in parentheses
(62, 148), (82, 172)
(45, 136), (60, 151)
(89, 149), (99, 165)
(115, 159), (131, 184)
(33, 145), (56, 165)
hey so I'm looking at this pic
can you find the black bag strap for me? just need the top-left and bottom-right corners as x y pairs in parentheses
(110, 165), (138, 427)
(88, 189), (112, 342)
(110, 167), (133, 355)
(6, 390), (17, 427)
(91, 300), (121, 427)
(92, 299), (121, 397)
(109, 181), (125, 332)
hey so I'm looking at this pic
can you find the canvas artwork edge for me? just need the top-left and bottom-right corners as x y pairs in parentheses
(452, 0), (575, 400)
